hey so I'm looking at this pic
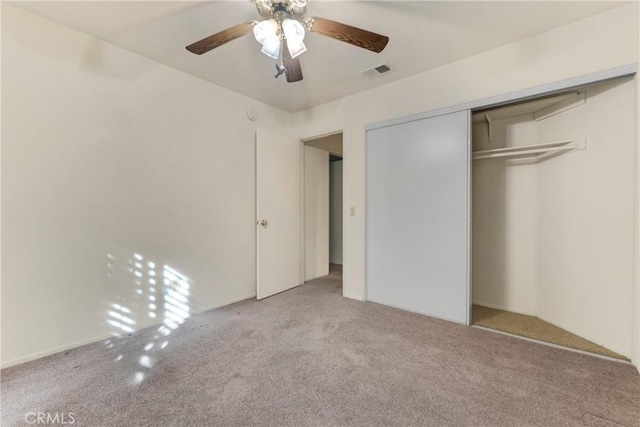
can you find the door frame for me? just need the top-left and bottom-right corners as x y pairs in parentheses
(301, 130), (344, 284)
(364, 63), (638, 328)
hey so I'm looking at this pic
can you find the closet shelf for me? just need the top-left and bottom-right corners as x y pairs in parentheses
(472, 139), (585, 162)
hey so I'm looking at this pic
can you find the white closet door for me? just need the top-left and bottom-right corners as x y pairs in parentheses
(366, 110), (471, 324)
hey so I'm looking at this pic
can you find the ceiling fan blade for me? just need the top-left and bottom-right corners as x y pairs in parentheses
(283, 39), (303, 83)
(186, 21), (256, 55)
(308, 17), (389, 53)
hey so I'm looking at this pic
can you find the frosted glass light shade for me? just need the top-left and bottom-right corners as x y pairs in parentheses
(282, 19), (305, 42)
(261, 37), (281, 59)
(287, 38), (307, 59)
(253, 19), (278, 45)
(282, 19), (306, 58)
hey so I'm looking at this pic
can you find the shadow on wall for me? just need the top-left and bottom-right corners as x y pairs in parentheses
(3, 7), (154, 81)
(81, 39), (154, 80)
(104, 248), (191, 386)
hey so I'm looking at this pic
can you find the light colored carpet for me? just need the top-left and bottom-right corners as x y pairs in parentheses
(2, 270), (639, 426)
(472, 305), (629, 361)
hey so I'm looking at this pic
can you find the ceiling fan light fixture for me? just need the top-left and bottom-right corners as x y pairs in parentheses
(287, 39), (307, 59)
(260, 37), (281, 59)
(253, 19), (278, 45)
(187, 0), (390, 83)
(282, 18), (305, 42)
(282, 19), (306, 58)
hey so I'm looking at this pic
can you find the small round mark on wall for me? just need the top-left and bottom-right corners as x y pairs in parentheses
(247, 109), (258, 121)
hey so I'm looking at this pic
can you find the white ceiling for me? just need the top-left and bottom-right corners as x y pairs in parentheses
(10, 1), (625, 112)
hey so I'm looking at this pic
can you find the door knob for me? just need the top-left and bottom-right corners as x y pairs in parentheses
(259, 220), (268, 228)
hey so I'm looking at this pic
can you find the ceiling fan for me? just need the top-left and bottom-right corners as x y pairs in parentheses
(186, 0), (389, 83)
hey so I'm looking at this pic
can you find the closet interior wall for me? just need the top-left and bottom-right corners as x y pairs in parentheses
(472, 77), (636, 358)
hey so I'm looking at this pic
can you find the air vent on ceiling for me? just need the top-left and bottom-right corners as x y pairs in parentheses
(361, 63), (395, 79)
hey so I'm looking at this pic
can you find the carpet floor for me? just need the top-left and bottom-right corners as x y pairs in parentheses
(472, 304), (629, 361)
(2, 267), (639, 426)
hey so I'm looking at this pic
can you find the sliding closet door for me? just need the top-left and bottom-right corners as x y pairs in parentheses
(366, 110), (471, 324)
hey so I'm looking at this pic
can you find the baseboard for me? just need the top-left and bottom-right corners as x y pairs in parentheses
(0, 292), (257, 370)
(343, 293), (364, 301)
(195, 293), (257, 313)
(1, 332), (129, 370)
(304, 272), (329, 282)
(300, 273), (329, 285)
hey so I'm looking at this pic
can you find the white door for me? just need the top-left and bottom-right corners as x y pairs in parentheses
(365, 110), (471, 324)
(256, 127), (302, 300)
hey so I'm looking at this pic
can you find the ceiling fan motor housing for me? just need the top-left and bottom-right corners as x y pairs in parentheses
(253, 0), (307, 22)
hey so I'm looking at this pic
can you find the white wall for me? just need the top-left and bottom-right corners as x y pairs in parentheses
(472, 78), (636, 357)
(472, 116), (539, 316)
(304, 146), (329, 280)
(330, 160), (343, 265)
(1, 4), (294, 367)
(292, 3), (639, 361)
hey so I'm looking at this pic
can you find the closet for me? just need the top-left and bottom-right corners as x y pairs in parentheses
(365, 73), (636, 362)
(471, 76), (636, 360)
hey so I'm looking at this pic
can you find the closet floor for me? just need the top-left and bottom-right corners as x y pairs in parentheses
(472, 305), (628, 361)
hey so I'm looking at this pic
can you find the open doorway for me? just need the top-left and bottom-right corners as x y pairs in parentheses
(302, 132), (343, 286)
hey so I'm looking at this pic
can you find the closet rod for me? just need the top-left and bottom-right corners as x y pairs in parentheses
(473, 145), (577, 160)
(472, 139), (577, 160)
